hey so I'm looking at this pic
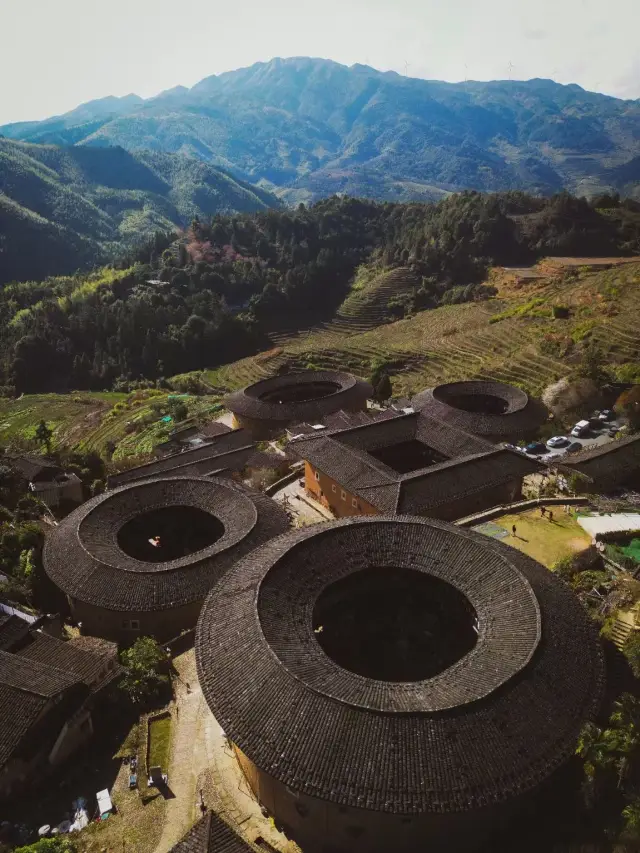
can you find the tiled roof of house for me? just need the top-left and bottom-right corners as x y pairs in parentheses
(224, 371), (373, 425)
(196, 516), (604, 816)
(0, 615), (31, 650)
(0, 650), (84, 766)
(44, 476), (290, 612)
(109, 429), (252, 487)
(290, 411), (542, 514)
(560, 433), (640, 483)
(7, 455), (63, 482)
(0, 628), (117, 767)
(18, 633), (118, 688)
(412, 380), (548, 439)
(170, 812), (256, 852)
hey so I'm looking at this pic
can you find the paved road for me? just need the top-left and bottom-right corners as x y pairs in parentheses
(155, 653), (211, 853)
(154, 649), (296, 853)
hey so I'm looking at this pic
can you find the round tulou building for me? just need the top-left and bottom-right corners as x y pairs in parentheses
(223, 370), (373, 438)
(196, 516), (604, 853)
(43, 475), (289, 644)
(412, 380), (548, 443)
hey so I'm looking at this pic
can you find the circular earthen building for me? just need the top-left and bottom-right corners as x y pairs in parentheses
(412, 380), (548, 442)
(196, 516), (604, 853)
(44, 475), (289, 644)
(224, 370), (373, 438)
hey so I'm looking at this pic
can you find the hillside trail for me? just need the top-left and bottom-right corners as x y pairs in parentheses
(154, 650), (212, 853)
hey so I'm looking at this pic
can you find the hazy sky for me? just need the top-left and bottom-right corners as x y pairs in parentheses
(1, 0), (638, 125)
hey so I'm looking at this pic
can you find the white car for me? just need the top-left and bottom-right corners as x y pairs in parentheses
(546, 435), (569, 449)
(571, 420), (591, 438)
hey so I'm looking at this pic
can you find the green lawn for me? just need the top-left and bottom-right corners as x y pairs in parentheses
(488, 509), (592, 568)
(148, 714), (172, 771)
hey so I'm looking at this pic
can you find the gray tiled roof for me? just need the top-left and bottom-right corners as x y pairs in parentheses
(0, 630), (117, 767)
(560, 433), (640, 483)
(18, 633), (118, 688)
(196, 516), (604, 815)
(0, 651), (82, 767)
(290, 411), (542, 513)
(224, 371), (373, 424)
(412, 380), (548, 439)
(109, 429), (252, 487)
(44, 476), (290, 612)
(170, 812), (256, 852)
(0, 615), (30, 650)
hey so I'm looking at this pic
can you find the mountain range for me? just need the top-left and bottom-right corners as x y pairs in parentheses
(2, 57), (640, 203)
(0, 138), (278, 284)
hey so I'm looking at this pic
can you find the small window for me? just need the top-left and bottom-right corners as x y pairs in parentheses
(130, 619), (140, 630)
(351, 498), (358, 509)
(331, 484), (336, 493)
(341, 490), (346, 501)
(314, 471), (320, 481)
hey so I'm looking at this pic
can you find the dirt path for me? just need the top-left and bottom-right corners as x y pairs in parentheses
(154, 651), (211, 853)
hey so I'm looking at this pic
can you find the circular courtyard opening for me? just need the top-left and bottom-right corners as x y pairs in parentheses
(117, 506), (225, 563)
(312, 566), (478, 682)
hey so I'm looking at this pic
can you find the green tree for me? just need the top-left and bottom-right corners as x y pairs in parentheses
(119, 636), (168, 704)
(374, 374), (392, 403)
(577, 342), (610, 384)
(624, 631), (640, 679)
(168, 398), (189, 423)
(615, 386), (640, 432)
(34, 419), (53, 454)
(91, 479), (105, 496)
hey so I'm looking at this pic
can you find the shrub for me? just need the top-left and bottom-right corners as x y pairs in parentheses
(623, 631), (640, 679)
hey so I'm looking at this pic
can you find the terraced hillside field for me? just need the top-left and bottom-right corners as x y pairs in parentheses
(0, 391), (221, 460)
(203, 261), (640, 398)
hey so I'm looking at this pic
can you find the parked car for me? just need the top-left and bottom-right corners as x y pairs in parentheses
(566, 441), (582, 453)
(525, 442), (547, 455)
(571, 420), (591, 438)
(546, 436), (569, 449)
(599, 409), (614, 421)
(608, 427), (620, 437)
(129, 773), (137, 790)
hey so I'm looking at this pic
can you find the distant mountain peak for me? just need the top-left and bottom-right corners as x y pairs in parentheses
(1, 57), (638, 205)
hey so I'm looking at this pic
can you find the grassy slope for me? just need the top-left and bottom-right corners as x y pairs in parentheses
(203, 260), (640, 398)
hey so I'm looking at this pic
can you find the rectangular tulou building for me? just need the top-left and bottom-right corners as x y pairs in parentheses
(291, 411), (544, 521)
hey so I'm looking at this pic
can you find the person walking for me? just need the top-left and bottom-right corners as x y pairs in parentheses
(548, 510), (554, 522)
(540, 506), (546, 517)
(512, 524), (517, 537)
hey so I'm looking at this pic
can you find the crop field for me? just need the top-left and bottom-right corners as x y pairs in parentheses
(3, 261), (638, 460)
(0, 391), (222, 460)
(203, 261), (640, 399)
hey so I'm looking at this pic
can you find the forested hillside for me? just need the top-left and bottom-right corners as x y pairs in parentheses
(0, 191), (638, 395)
(0, 138), (279, 284)
(2, 58), (639, 203)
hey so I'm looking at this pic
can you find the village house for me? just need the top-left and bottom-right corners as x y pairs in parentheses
(9, 456), (83, 508)
(0, 614), (119, 799)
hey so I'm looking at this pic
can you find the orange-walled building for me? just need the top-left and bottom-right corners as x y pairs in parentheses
(304, 462), (379, 517)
